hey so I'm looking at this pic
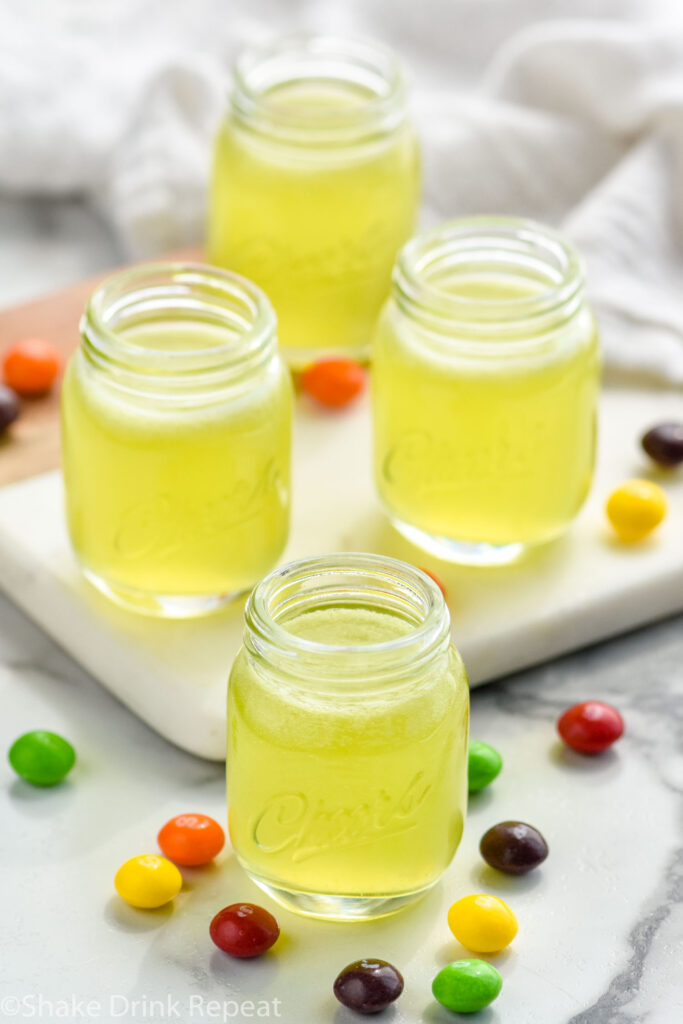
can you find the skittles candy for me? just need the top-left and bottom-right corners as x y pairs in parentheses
(468, 740), (503, 793)
(3, 337), (61, 396)
(8, 730), (75, 786)
(0, 384), (20, 434)
(301, 358), (366, 408)
(158, 813), (225, 866)
(447, 894), (518, 954)
(115, 855), (182, 909)
(333, 959), (404, 1014)
(557, 701), (624, 754)
(210, 903), (279, 958)
(432, 959), (503, 1014)
(480, 821), (548, 874)
(606, 480), (667, 542)
(641, 422), (683, 468)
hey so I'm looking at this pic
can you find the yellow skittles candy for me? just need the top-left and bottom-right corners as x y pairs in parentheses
(606, 480), (667, 542)
(114, 854), (182, 909)
(447, 894), (518, 954)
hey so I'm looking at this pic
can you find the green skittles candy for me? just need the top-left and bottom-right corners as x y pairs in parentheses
(9, 730), (75, 786)
(468, 739), (503, 793)
(432, 959), (503, 1013)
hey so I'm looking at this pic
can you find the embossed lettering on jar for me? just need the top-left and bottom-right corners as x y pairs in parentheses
(61, 263), (292, 617)
(227, 554), (469, 920)
(208, 35), (420, 366)
(372, 218), (600, 565)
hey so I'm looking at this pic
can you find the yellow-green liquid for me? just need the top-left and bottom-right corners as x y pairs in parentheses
(227, 606), (469, 908)
(61, 322), (292, 607)
(373, 277), (600, 548)
(208, 83), (419, 362)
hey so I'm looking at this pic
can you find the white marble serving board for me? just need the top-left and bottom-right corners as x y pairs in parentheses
(0, 386), (681, 761)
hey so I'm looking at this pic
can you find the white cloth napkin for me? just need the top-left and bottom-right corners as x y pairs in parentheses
(2, 1), (683, 385)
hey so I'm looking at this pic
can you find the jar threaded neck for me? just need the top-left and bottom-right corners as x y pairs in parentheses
(393, 217), (585, 343)
(81, 262), (277, 396)
(231, 34), (409, 145)
(244, 553), (451, 690)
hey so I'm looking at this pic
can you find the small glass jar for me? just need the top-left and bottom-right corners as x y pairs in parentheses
(61, 263), (292, 617)
(373, 217), (600, 565)
(208, 34), (420, 367)
(227, 552), (469, 921)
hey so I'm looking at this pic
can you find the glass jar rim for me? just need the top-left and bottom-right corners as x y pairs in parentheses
(244, 552), (451, 686)
(230, 33), (409, 145)
(393, 216), (585, 341)
(82, 262), (277, 382)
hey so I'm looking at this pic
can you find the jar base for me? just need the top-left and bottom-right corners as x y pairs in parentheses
(390, 516), (528, 567)
(244, 868), (433, 921)
(81, 567), (245, 619)
(284, 342), (370, 372)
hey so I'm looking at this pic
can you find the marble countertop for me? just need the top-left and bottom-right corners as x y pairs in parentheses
(1, 199), (682, 1024)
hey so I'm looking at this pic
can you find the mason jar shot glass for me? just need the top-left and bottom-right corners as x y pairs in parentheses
(372, 217), (600, 565)
(227, 553), (469, 921)
(208, 34), (420, 367)
(61, 263), (292, 617)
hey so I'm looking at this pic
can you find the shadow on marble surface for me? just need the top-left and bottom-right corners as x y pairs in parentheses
(104, 895), (175, 933)
(549, 741), (621, 775)
(7, 775), (76, 813)
(470, 861), (545, 895)
(208, 946), (282, 987)
(464, 787), (497, 814)
(334, 1003), (400, 1023)
(422, 1001), (496, 1022)
(433, 936), (516, 970)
